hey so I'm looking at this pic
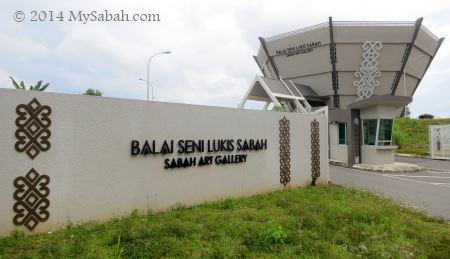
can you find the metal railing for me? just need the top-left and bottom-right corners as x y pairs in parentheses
(333, 21), (415, 27)
(265, 22), (328, 42)
(264, 20), (422, 43)
(260, 20), (441, 60)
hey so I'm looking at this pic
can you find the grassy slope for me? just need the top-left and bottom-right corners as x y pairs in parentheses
(1, 185), (449, 258)
(394, 118), (450, 156)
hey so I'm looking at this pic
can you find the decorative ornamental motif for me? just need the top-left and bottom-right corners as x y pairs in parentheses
(310, 119), (320, 186)
(13, 168), (50, 231)
(435, 128), (441, 151)
(279, 117), (291, 186)
(353, 123), (361, 158)
(353, 41), (383, 101)
(15, 98), (52, 159)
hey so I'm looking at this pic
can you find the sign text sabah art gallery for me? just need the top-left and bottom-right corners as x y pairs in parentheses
(0, 17), (443, 236)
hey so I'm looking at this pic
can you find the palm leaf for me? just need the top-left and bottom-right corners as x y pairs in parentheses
(40, 83), (50, 91)
(35, 80), (42, 89)
(9, 76), (21, 89)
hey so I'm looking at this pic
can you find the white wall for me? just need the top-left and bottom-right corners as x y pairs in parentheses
(329, 124), (348, 162)
(274, 45), (332, 78)
(415, 28), (439, 56)
(290, 73), (333, 96)
(360, 105), (398, 119)
(0, 89), (329, 236)
(361, 146), (395, 164)
(336, 43), (405, 72)
(333, 26), (414, 43)
(266, 27), (330, 56)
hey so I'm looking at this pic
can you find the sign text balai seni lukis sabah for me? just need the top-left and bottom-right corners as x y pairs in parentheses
(131, 139), (267, 169)
(276, 41), (322, 57)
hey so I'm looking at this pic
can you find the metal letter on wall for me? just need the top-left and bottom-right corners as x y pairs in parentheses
(13, 168), (50, 231)
(353, 41), (383, 101)
(279, 117), (291, 186)
(310, 119), (320, 186)
(15, 98), (52, 159)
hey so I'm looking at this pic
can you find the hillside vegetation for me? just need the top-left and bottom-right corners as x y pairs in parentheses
(1, 185), (449, 258)
(394, 118), (450, 156)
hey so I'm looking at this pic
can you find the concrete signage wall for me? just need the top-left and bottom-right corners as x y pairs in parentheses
(0, 89), (328, 236)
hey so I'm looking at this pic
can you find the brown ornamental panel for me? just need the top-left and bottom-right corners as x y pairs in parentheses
(311, 119), (320, 186)
(279, 116), (291, 186)
(15, 98), (52, 159)
(353, 123), (361, 158)
(13, 168), (50, 231)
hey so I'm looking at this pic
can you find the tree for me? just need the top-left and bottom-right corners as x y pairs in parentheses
(418, 113), (434, 119)
(272, 104), (289, 112)
(83, 88), (102, 96)
(9, 76), (50, 91)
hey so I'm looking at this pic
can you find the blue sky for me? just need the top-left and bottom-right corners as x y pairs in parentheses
(0, 0), (449, 117)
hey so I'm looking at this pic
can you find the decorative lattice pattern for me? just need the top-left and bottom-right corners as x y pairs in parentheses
(311, 119), (320, 185)
(435, 128), (441, 151)
(353, 41), (383, 101)
(354, 124), (361, 158)
(13, 168), (50, 231)
(15, 98), (52, 159)
(279, 117), (291, 186)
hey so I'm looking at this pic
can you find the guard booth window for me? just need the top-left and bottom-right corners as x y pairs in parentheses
(362, 119), (394, 146)
(378, 119), (393, 146)
(338, 123), (346, 145)
(363, 119), (377, 145)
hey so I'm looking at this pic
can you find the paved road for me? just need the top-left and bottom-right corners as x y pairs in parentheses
(330, 156), (450, 220)
(396, 156), (450, 171)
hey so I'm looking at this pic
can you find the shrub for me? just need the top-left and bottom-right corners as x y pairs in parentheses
(272, 105), (288, 112)
(83, 88), (102, 96)
(262, 219), (287, 245)
(393, 130), (406, 148)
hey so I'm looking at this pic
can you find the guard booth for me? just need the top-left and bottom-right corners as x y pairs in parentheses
(429, 125), (450, 160)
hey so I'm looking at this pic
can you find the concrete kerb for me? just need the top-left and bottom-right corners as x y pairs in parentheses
(353, 162), (423, 173)
(395, 153), (430, 159)
(330, 160), (423, 173)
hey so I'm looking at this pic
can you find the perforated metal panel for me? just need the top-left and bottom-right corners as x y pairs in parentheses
(429, 125), (450, 160)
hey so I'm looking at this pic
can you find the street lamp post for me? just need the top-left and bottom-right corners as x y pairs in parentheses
(139, 51), (171, 101)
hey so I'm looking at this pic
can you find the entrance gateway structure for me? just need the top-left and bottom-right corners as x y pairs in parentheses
(240, 17), (444, 166)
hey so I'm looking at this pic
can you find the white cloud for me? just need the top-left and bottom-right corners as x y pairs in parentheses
(0, 33), (49, 58)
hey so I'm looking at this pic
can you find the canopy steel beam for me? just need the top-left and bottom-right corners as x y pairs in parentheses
(259, 37), (280, 79)
(391, 17), (423, 95)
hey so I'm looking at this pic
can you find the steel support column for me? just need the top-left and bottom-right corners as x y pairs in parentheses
(328, 16), (339, 108)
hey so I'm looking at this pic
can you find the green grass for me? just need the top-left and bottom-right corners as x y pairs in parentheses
(394, 117), (450, 156)
(1, 185), (449, 258)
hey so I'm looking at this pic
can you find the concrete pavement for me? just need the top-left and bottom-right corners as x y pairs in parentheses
(330, 157), (450, 220)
